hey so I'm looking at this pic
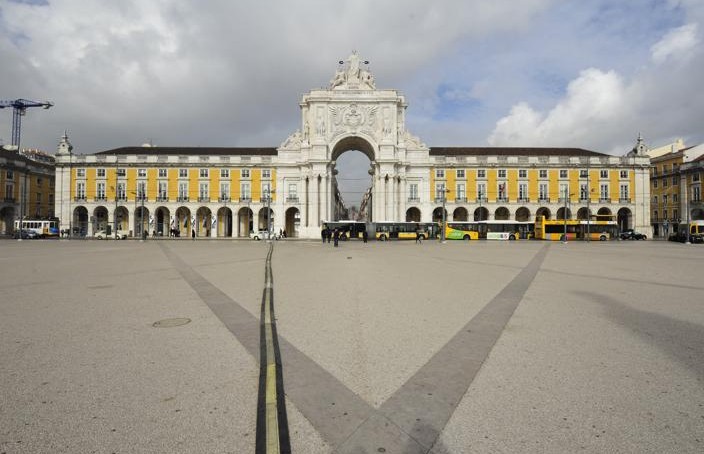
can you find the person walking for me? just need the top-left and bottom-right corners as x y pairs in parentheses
(192, 228), (196, 240)
(333, 228), (339, 247)
(326, 228), (332, 244)
(362, 229), (368, 243)
(416, 229), (423, 244)
(321, 227), (327, 243)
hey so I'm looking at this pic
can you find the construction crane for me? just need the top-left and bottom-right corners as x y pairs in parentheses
(0, 98), (53, 150)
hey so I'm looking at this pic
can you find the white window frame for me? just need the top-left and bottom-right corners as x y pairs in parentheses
(179, 168), (188, 178)
(456, 169), (465, 178)
(518, 169), (527, 178)
(220, 169), (230, 178)
(158, 168), (167, 178)
(539, 169), (548, 179)
(498, 169), (507, 178)
(241, 169), (250, 178)
(138, 168), (147, 177)
(262, 169), (271, 179)
(77, 168), (86, 178)
(199, 168), (209, 178)
(477, 169), (486, 178)
(97, 168), (106, 178)
(436, 169), (445, 179)
(559, 169), (568, 179)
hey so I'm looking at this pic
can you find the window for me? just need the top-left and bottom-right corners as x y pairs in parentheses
(199, 168), (209, 178)
(664, 210), (668, 220)
(117, 168), (126, 177)
(96, 182), (106, 200)
(220, 169), (230, 178)
(138, 168), (147, 177)
(158, 168), (167, 178)
(262, 169), (271, 178)
(179, 168), (188, 178)
(456, 183), (465, 200)
(693, 186), (701, 201)
(97, 168), (106, 178)
(37, 177), (43, 185)
(580, 170), (588, 178)
(674, 194), (678, 202)
(76, 182), (86, 199)
(456, 169), (465, 178)
(653, 180), (658, 188)
(220, 182), (230, 200)
(519, 183), (528, 201)
(620, 170), (628, 179)
(409, 183), (419, 201)
(261, 182), (272, 201)
(663, 178), (668, 187)
(580, 183), (588, 200)
(600, 184), (609, 200)
(36, 193), (41, 203)
(497, 182), (507, 200)
(117, 182), (126, 200)
(694, 173), (701, 182)
(560, 169), (568, 178)
(560, 183), (569, 200)
(673, 209), (678, 220)
(653, 195), (658, 205)
(77, 168), (86, 177)
(436, 169), (445, 179)
(498, 169), (507, 178)
(539, 183), (548, 201)
(199, 182), (209, 200)
(673, 176), (679, 185)
(477, 182), (486, 201)
(288, 183), (298, 200)
(435, 183), (446, 200)
(178, 182), (188, 200)
(620, 184), (629, 200)
(158, 181), (168, 200)
(539, 169), (547, 179)
(241, 169), (250, 178)
(137, 181), (146, 200)
(477, 169), (486, 178)
(600, 169), (608, 178)
(519, 169), (527, 178)
(5, 183), (13, 199)
(6, 170), (13, 180)
(240, 182), (251, 199)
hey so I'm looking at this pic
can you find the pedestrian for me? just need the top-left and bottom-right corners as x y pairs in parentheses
(416, 229), (423, 244)
(327, 228), (332, 244)
(362, 229), (368, 243)
(192, 228), (196, 240)
(333, 228), (339, 247)
(321, 227), (327, 243)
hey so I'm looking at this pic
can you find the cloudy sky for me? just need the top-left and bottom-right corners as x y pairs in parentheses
(2, 0), (704, 205)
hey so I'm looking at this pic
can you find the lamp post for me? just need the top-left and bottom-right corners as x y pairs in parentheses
(266, 188), (275, 241)
(111, 186), (118, 239)
(440, 187), (450, 243)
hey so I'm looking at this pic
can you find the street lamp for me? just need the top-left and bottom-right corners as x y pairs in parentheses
(265, 188), (275, 241)
(111, 186), (118, 239)
(440, 187), (450, 243)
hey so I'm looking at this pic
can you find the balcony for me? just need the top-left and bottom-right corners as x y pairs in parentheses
(117, 196), (127, 202)
(177, 196), (189, 202)
(455, 197), (466, 203)
(538, 197), (550, 203)
(408, 197), (420, 203)
(517, 197), (530, 203)
(156, 195), (169, 202)
(219, 196), (231, 202)
(579, 197), (589, 202)
(619, 198), (631, 203)
(198, 196), (210, 203)
(434, 197), (447, 203)
(4, 196), (16, 203)
(239, 196), (251, 203)
(599, 197), (610, 203)
(74, 196), (86, 202)
(496, 196), (508, 203)
(286, 196), (299, 203)
(95, 196), (107, 201)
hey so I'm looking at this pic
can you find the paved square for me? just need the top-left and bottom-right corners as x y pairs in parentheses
(1, 239), (702, 453)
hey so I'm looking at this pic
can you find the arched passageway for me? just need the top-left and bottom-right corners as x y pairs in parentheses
(155, 206), (170, 237)
(556, 207), (572, 220)
(453, 207), (468, 221)
(285, 207), (300, 237)
(577, 207), (591, 220)
(617, 207), (632, 231)
(406, 207), (421, 222)
(474, 207), (489, 221)
(536, 207), (551, 220)
(217, 207), (233, 237)
(175, 206), (191, 237)
(432, 207), (447, 223)
(495, 207), (510, 221)
(238, 207), (253, 237)
(515, 207), (530, 222)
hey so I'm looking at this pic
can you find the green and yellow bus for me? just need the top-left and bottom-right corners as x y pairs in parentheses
(444, 221), (533, 240)
(534, 216), (618, 241)
(371, 222), (440, 241)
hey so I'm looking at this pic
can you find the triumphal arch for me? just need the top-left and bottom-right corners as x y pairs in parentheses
(278, 51), (434, 238)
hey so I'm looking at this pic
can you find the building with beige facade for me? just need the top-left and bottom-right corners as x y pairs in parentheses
(53, 52), (651, 239)
(0, 147), (55, 235)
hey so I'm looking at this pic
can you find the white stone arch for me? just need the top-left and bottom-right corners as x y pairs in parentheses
(329, 133), (379, 162)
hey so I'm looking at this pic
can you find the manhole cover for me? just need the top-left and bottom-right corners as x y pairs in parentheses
(152, 318), (191, 328)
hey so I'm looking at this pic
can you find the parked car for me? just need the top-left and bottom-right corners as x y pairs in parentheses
(249, 230), (279, 241)
(668, 231), (703, 243)
(13, 229), (39, 239)
(93, 229), (129, 240)
(619, 229), (647, 240)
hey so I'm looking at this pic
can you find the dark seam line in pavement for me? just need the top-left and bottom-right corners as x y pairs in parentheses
(256, 283), (267, 454)
(336, 243), (551, 453)
(541, 268), (704, 291)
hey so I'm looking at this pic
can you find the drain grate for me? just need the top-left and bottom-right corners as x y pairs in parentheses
(152, 318), (191, 328)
